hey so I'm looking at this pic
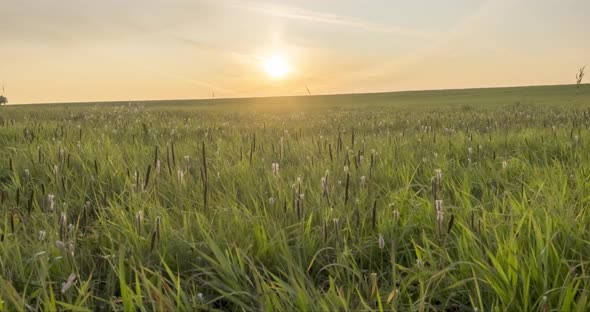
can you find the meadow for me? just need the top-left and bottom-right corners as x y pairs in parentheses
(1, 84), (590, 311)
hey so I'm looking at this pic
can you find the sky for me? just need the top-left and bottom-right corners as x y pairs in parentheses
(0, 0), (588, 104)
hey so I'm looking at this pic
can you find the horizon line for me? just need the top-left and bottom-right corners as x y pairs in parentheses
(4, 82), (583, 106)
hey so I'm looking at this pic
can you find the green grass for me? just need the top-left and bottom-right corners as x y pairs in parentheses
(1, 84), (590, 311)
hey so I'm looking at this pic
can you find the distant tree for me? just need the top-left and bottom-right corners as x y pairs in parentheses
(577, 66), (585, 86)
(0, 95), (6, 105)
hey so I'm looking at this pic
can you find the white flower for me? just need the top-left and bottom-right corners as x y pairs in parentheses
(378, 234), (385, 249)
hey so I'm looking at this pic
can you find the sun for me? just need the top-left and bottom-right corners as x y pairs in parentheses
(264, 55), (290, 79)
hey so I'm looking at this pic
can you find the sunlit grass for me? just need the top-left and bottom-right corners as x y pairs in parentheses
(0, 84), (590, 310)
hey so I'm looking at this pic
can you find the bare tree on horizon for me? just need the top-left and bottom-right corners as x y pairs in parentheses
(0, 85), (6, 105)
(577, 66), (585, 85)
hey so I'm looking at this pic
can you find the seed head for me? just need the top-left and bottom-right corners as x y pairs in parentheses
(378, 234), (385, 249)
(39, 230), (47, 241)
(47, 194), (55, 212)
(61, 273), (77, 294)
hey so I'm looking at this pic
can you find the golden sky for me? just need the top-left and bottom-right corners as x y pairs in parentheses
(0, 0), (588, 104)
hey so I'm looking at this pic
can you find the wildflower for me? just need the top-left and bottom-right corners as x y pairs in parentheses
(502, 161), (508, 169)
(343, 165), (349, 173)
(378, 234), (385, 249)
(271, 162), (279, 176)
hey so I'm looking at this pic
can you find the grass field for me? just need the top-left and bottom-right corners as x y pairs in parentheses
(1, 84), (590, 311)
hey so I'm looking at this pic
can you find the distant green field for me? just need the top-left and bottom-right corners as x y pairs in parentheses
(1, 84), (590, 311)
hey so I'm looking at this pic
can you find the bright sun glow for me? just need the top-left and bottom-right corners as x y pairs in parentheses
(264, 55), (290, 79)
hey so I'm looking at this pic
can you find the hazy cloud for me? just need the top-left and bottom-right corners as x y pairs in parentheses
(227, 1), (438, 38)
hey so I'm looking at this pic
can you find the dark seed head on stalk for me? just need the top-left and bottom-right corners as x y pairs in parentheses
(143, 164), (152, 191)
(150, 216), (162, 252)
(27, 190), (34, 215)
(136, 211), (143, 236)
(447, 214), (455, 234)
(59, 212), (67, 241)
(344, 172), (350, 204)
(323, 219), (328, 243)
(371, 200), (378, 230)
